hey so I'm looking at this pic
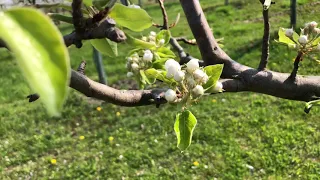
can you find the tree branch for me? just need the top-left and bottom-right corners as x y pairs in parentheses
(179, 0), (320, 102)
(258, 1), (270, 71)
(70, 70), (167, 106)
(63, 19), (126, 47)
(157, 0), (169, 30)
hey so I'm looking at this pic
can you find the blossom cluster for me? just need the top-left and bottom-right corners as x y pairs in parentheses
(284, 21), (320, 51)
(141, 31), (165, 46)
(126, 50), (153, 77)
(164, 58), (223, 103)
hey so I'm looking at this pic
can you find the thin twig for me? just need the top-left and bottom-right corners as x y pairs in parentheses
(258, 1), (270, 71)
(289, 51), (304, 80)
(175, 37), (197, 45)
(157, 0), (169, 30)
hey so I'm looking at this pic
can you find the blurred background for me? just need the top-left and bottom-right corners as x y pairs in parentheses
(0, 0), (319, 179)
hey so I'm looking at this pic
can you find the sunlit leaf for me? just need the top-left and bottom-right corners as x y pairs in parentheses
(109, 3), (152, 32)
(156, 30), (171, 46)
(90, 38), (118, 57)
(203, 64), (224, 92)
(277, 28), (298, 47)
(0, 8), (70, 116)
(125, 33), (156, 49)
(174, 110), (197, 151)
(48, 13), (73, 24)
(305, 99), (320, 113)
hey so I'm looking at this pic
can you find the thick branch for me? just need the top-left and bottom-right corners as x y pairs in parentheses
(63, 19), (126, 47)
(70, 70), (167, 106)
(258, 5), (270, 71)
(179, 0), (320, 102)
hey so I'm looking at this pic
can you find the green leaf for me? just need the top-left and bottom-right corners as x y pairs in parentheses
(156, 30), (171, 46)
(312, 37), (320, 46)
(305, 99), (320, 113)
(125, 33), (156, 49)
(83, 0), (93, 6)
(143, 69), (158, 84)
(203, 64), (224, 92)
(174, 110), (197, 151)
(0, 8), (70, 116)
(90, 38), (118, 57)
(277, 28), (298, 47)
(48, 13), (73, 24)
(109, 3), (152, 32)
(156, 47), (176, 58)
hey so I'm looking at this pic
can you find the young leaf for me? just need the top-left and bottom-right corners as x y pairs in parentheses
(0, 8), (70, 116)
(203, 64), (224, 92)
(304, 99), (320, 113)
(48, 13), (73, 24)
(156, 30), (171, 46)
(277, 28), (298, 47)
(125, 33), (156, 49)
(90, 38), (118, 57)
(109, 3), (152, 32)
(174, 110), (197, 151)
(156, 47), (176, 58)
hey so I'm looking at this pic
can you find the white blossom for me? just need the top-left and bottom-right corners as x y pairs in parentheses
(186, 76), (196, 88)
(193, 69), (209, 84)
(165, 89), (176, 102)
(174, 70), (185, 82)
(165, 59), (181, 78)
(285, 28), (294, 38)
(192, 85), (204, 97)
(141, 36), (147, 41)
(127, 72), (134, 77)
(131, 63), (139, 72)
(150, 31), (157, 36)
(159, 39), (165, 46)
(212, 81), (223, 93)
(186, 58), (200, 73)
(143, 50), (153, 62)
(309, 21), (318, 28)
(298, 35), (308, 44)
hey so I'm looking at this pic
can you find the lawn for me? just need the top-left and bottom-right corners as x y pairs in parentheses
(0, 0), (319, 179)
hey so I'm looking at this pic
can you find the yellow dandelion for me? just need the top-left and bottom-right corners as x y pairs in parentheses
(96, 106), (102, 111)
(193, 161), (199, 166)
(212, 99), (217, 103)
(116, 112), (121, 116)
(109, 136), (114, 142)
(79, 136), (85, 140)
(51, 159), (57, 165)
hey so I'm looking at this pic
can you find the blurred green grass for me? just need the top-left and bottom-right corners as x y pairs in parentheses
(0, 0), (320, 179)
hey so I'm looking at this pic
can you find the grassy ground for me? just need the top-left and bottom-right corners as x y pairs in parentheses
(1, 0), (320, 179)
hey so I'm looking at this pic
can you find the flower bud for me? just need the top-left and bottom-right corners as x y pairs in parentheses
(132, 53), (139, 58)
(148, 35), (155, 42)
(132, 57), (139, 63)
(165, 89), (176, 102)
(141, 36), (147, 41)
(212, 81), (223, 93)
(150, 31), (156, 36)
(166, 66), (177, 79)
(159, 39), (165, 46)
(309, 21), (318, 28)
(314, 28), (320, 34)
(165, 59), (180, 70)
(127, 57), (133, 62)
(127, 72), (134, 77)
(174, 70), (185, 82)
(186, 76), (196, 88)
(186, 58), (200, 73)
(285, 28), (294, 38)
(192, 85), (204, 97)
(143, 51), (153, 62)
(193, 69), (209, 84)
(298, 35), (308, 44)
(131, 63), (139, 72)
